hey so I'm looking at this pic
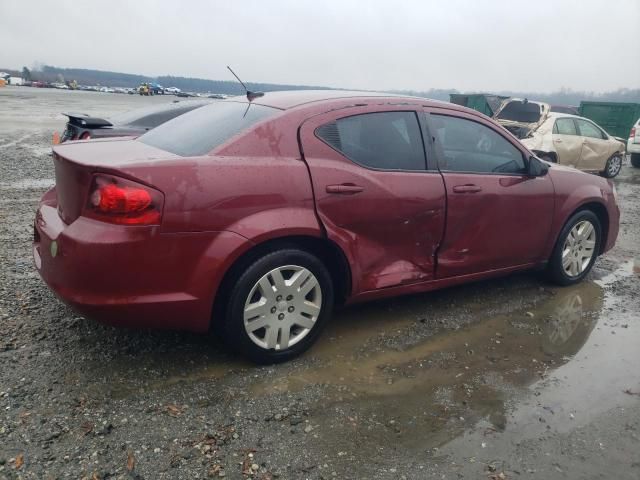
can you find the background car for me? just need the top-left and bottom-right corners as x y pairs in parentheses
(628, 118), (640, 168)
(58, 100), (211, 142)
(518, 112), (626, 178)
(36, 91), (619, 364)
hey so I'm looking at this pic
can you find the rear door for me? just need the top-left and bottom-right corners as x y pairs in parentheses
(426, 108), (554, 278)
(299, 105), (446, 295)
(575, 118), (613, 171)
(551, 117), (582, 167)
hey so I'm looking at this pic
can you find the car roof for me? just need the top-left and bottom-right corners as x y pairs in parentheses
(222, 89), (451, 110)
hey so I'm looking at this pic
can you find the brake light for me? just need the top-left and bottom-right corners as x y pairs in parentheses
(631, 127), (636, 138)
(85, 175), (163, 225)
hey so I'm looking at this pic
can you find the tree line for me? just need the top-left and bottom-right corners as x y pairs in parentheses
(5, 65), (640, 106)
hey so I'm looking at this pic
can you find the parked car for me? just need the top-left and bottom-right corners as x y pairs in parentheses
(628, 118), (640, 168)
(58, 100), (211, 142)
(35, 91), (619, 363)
(494, 99), (625, 178)
(165, 87), (181, 94)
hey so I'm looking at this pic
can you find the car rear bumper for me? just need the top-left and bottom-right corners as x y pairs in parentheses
(627, 140), (640, 154)
(34, 192), (250, 332)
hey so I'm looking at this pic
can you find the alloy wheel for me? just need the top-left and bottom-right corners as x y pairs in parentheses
(607, 156), (622, 177)
(243, 265), (322, 351)
(561, 220), (596, 277)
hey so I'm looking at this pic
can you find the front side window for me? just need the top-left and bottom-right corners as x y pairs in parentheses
(316, 111), (426, 170)
(431, 115), (526, 174)
(554, 118), (578, 135)
(576, 119), (606, 140)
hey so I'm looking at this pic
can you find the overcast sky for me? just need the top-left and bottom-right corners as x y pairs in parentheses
(1, 0), (638, 93)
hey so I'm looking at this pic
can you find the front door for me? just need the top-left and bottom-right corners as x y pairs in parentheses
(299, 105), (447, 295)
(426, 109), (555, 278)
(575, 118), (613, 172)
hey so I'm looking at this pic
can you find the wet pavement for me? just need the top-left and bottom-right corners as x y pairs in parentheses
(0, 87), (639, 479)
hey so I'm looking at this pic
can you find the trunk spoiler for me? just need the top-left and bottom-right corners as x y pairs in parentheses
(63, 112), (113, 128)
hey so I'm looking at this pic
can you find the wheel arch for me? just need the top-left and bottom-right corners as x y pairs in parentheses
(569, 201), (610, 254)
(211, 234), (352, 330)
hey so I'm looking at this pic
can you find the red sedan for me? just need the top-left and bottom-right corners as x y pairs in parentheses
(34, 91), (620, 363)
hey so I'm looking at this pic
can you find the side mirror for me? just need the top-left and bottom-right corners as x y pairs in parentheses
(528, 156), (549, 177)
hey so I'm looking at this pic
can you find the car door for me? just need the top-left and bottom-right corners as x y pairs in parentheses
(551, 117), (582, 167)
(299, 105), (447, 295)
(575, 118), (613, 171)
(426, 108), (555, 278)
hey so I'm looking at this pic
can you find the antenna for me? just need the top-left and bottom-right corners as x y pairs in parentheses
(227, 66), (264, 102)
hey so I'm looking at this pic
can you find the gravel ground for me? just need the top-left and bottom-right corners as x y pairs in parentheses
(1, 87), (639, 479)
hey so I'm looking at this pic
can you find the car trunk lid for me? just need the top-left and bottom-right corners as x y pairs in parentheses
(494, 99), (550, 139)
(52, 138), (178, 224)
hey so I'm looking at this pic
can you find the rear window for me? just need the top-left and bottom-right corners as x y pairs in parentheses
(138, 102), (278, 156)
(110, 102), (207, 127)
(496, 101), (543, 123)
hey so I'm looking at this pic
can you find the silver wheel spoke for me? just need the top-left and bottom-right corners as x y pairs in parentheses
(258, 277), (276, 302)
(279, 326), (291, 350)
(246, 316), (269, 332)
(269, 269), (287, 293)
(299, 300), (321, 318)
(243, 300), (269, 321)
(265, 326), (279, 349)
(293, 314), (315, 329)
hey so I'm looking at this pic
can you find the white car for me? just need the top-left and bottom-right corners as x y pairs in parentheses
(164, 87), (181, 94)
(628, 118), (640, 168)
(493, 99), (625, 178)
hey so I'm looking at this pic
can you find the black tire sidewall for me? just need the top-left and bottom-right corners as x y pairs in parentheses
(223, 249), (334, 364)
(549, 210), (602, 286)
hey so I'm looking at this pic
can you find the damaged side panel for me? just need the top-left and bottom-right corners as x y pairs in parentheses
(298, 106), (447, 295)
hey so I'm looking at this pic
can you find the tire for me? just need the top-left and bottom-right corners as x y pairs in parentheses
(631, 153), (640, 169)
(547, 210), (601, 286)
(602, 154), (623, 178)
(221, 249), (334, 364)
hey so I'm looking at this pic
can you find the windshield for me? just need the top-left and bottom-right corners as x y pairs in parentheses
(496, 101), (543, 123)
(138, 101), (279, 156)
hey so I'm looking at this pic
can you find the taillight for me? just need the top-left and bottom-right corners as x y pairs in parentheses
(80, 132), (91, 140)
(631, 127), (636, 138)
(85, 174), (163, 225)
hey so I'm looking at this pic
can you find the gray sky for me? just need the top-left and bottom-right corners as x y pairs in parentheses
(1, 0), (638, 92)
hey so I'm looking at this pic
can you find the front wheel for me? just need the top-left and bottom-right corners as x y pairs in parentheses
(547, 210), (601, 286)
(222, 249), (334, 364)
(602, 154), (623, 178)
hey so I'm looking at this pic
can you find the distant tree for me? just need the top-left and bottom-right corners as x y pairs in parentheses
(22, 67), (31, 81)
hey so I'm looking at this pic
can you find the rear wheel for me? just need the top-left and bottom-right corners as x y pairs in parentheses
(222, 249), (334, 364)
(602, 154), (623, 178)
(631, 153), (640, 168)
(548, 210), (601, 286)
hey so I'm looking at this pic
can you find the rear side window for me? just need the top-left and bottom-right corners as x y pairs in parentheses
(553, 118), (578, 135)
(138, 102), (278, 156)
(576, 119), (606, 140)
(316, 111), (426, 170)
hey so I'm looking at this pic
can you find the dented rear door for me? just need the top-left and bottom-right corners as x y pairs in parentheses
(299, 104), (446, 295)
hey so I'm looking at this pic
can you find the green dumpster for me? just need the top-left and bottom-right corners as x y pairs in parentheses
(578, 101), (640, 138)
(449, 93), (509, 117)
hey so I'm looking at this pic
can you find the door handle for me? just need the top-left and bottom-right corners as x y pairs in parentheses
(326, 184), (364, 194)
(452, 184), (482, 193)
